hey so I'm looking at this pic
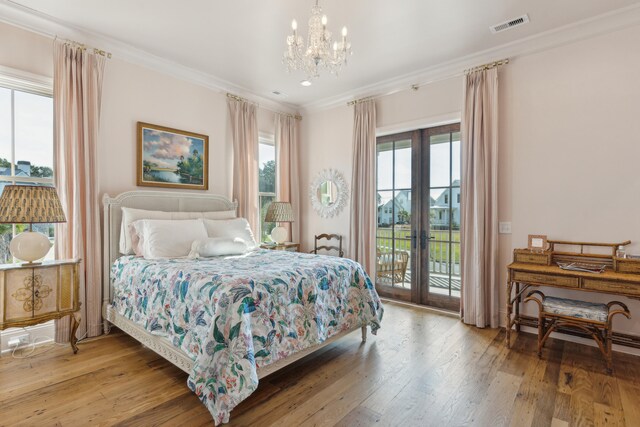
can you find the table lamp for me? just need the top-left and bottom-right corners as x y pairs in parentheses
(264, 201), (294, 245)
(0, 185), (66, 264)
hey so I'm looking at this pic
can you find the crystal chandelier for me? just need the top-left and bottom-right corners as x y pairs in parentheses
(283, 0), (352, 81)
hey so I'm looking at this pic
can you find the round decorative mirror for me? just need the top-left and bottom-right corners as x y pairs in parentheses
(310, 169), (349, 218)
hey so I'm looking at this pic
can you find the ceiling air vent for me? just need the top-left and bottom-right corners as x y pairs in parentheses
(490, 14), (530, 34)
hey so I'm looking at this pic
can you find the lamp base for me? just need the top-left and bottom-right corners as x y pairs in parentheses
(270, 226), (288, 245)
(10, 231), (52, 263)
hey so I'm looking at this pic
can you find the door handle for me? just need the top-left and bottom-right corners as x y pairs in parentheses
(421, 230), (428, 250)
(412, 230), (417, 249)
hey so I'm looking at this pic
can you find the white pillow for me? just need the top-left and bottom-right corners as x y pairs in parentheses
(136, 219), (209, 259)
(119, 207), (236, 254)
(202, 218), (258, 249)
(188, 237), (248, 258)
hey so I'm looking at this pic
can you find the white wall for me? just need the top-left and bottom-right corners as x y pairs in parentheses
(99, 60), (275, 198)
(301, 23), (640, 351)
(300, 77), (463, 256)
(0, 21), (277, 201)
(498, 23), (640, 346)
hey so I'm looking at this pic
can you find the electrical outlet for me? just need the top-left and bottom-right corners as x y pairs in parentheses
(499, 222), (512, 234)
(8, 334), (29, 348)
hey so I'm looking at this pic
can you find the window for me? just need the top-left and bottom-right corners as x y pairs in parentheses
(444, 194), (449, 204)
(457, 193), (460, 203)
(0, 84), (54, 264)
(258, 136), (276, 242)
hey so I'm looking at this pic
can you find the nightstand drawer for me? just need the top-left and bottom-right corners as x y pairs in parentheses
(512, 271), (579, 288)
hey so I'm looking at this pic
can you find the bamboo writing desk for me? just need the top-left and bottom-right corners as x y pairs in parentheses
(506, 240), (640, 349)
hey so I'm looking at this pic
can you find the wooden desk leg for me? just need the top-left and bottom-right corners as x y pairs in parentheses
(70, 310), (81, 354)
(506, 280), (513, 348)
(515, 282), (521, 333)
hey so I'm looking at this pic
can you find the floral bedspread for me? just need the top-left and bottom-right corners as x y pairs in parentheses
(111, 249), (383, 424)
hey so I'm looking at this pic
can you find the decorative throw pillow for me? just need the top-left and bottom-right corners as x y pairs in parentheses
(188, 237), (249, 258)
(202, 218), (258, 249)
(128, 221), (146, 257)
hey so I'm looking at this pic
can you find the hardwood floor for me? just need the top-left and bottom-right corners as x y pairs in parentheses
(1, 300), (639, 426)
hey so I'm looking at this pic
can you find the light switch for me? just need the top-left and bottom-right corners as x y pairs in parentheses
(499, 222), (512, 234)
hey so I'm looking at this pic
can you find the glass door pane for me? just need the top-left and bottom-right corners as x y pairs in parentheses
(423, 125), (461, 309)
(376, 135), (414, 300)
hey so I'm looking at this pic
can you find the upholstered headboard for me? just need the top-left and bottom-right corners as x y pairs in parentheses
(102, 190), (238, 308)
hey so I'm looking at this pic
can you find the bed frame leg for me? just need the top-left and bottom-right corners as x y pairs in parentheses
(103, 320), (111, 335)
(361, 325), (367, 342)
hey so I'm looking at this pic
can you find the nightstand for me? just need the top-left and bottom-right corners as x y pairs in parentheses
(0, 259), (81, 353)
(260, 242), (300, 252)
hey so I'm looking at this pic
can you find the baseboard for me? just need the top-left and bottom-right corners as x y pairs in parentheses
(380, 297), (460, 318)
(0, 321), (55, 355)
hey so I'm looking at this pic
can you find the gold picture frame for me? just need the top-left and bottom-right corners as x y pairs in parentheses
(136, 122), (209, 190)
(528, 234), (548, 253)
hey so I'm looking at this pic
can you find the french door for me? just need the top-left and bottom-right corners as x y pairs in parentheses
(375, 123), (461, 311)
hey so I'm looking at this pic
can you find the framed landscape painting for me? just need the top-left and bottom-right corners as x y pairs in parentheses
(137, 122), (208, 190)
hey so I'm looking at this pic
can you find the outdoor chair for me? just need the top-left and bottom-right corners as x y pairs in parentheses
(376, 248), (409, 285)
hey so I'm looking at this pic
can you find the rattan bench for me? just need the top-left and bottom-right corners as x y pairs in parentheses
(524, 290), (631, 373)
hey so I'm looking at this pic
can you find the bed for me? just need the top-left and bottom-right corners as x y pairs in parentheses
(101, 190), (384, 424)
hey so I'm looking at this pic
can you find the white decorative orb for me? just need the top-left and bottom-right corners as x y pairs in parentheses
(10, 231), (51, 262)
(270, 226), (288, 245)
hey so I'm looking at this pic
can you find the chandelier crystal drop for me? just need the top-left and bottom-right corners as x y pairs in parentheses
(283, 0), (352, 80)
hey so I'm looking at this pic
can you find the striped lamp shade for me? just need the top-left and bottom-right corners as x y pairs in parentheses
(0, 185), (66, 224)
(264, 202), (294, 223)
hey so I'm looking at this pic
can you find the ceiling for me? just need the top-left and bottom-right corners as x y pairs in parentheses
(6, 0), (640, 108)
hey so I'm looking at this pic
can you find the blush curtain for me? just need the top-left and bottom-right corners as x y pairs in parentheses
(53, 40), (106, 341)
(460, 67), (500, 328)
(349, 100), (377, 276)
(275, 114), (300, 242)
(228, 97), (259, 234)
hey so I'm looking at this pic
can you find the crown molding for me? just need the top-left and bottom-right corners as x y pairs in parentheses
(301, 3), (640, 113)
(2, 1), (640, 115)
(0, 0), (300, 115)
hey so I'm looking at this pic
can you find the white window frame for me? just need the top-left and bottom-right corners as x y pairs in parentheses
(258, 133), (276, 241)
(0, 66), (55, 260)
(0, 66), (55, 350)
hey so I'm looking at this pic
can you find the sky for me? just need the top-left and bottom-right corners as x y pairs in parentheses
(259, 141), (275, 168)
(0, 87), (53, 170)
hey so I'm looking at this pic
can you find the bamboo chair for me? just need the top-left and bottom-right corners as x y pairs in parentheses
(376, 248), (409, 285)
(524, 290), (631, 374)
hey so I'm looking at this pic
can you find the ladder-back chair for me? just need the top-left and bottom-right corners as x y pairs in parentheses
(310, 234), (344, 257)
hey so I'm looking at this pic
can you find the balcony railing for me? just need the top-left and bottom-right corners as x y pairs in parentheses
(376, 226), (461, 295)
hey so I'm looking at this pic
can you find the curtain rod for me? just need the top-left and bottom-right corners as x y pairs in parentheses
(57, 37), (112, 59)
(226, 93), (302, 120)
(464, 58), (509, 74)
(346, 96), (375, 106)
(346, 57), (510, 106)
